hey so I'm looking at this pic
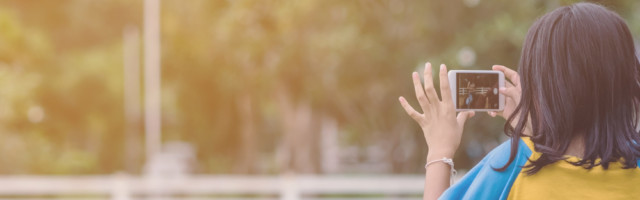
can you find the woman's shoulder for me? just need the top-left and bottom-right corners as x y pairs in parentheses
(439, 137), (534, 199)
(514, 137), (640, 168)
(482, 137), (534, 167)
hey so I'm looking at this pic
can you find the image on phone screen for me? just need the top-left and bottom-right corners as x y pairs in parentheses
(456, 73), (500, 109)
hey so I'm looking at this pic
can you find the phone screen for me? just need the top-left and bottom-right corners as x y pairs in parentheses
(456, 73), (500, 109)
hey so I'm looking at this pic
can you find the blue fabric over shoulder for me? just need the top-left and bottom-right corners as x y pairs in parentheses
(438, 138), (532, 200)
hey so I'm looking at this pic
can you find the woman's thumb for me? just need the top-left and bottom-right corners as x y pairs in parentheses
(457, 111), (475, 126)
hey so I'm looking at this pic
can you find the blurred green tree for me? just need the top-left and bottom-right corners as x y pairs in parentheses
(0, 0), (637, 174)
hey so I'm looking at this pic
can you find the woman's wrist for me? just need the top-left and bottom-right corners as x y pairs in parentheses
(426, 151), (455, 163)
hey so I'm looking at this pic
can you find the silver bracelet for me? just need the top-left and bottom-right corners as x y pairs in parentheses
(425, 157), (457, 185)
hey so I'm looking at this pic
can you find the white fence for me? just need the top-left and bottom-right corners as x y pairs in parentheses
(0, 175), (425, 200)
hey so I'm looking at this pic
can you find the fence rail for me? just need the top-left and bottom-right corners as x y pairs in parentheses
(0, 175), (425, 200)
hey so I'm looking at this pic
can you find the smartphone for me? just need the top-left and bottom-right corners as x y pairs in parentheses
(447, 70), (505, 111)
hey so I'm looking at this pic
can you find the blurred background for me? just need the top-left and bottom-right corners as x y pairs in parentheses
(0, 0), (638, 199)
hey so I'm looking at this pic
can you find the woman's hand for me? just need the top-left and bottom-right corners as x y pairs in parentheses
(487, 65), (533, 136)
(398, 63), (475, 161)
(487, 65), (521, 125)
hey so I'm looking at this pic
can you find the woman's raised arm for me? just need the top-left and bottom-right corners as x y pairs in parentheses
(398, 62), (475, 200)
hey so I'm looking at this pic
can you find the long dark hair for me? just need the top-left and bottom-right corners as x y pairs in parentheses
(497, 2), (640, 174)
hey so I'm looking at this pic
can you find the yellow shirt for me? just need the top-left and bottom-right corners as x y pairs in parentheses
(508, 137), (640, 199)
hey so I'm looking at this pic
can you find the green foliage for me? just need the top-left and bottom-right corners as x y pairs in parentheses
(0, 0), (637, 174)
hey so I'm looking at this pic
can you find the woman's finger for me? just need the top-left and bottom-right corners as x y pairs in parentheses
(492, 65), (520, 86)
(423, 63), (440, 105)
(505, 81), (515, 89)
(439, 64), (453, 104)
(399, 96), (422, 121)
(499, 86), (520, 100)
(456, 111), (475, 126)
(412, 72), (430, 111)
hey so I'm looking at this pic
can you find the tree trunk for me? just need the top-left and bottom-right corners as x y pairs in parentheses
(236, 93), (257, 173)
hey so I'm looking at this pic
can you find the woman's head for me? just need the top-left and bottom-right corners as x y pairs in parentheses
(499, 2), (640, 174)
